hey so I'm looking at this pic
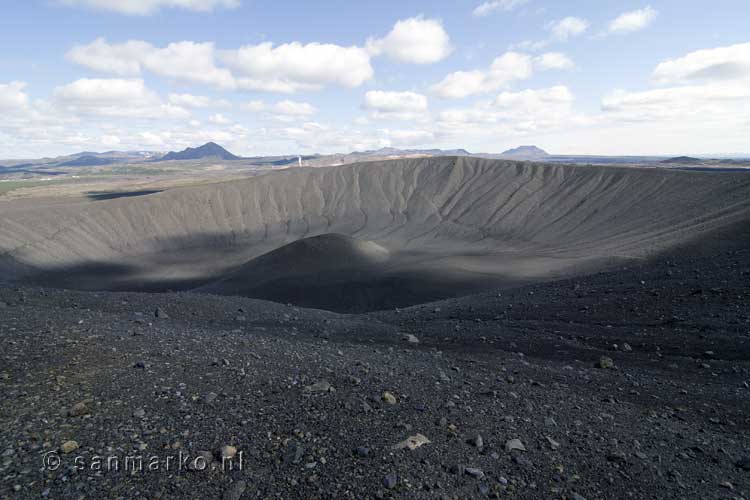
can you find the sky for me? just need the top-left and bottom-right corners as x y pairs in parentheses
(0, 0), (749, 158)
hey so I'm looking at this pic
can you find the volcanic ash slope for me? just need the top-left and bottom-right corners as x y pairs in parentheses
(0, 156), (749, 310)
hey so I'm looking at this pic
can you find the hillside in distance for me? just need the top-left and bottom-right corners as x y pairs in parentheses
(500, 145), (550, 159)
(157, 142), (241, 161)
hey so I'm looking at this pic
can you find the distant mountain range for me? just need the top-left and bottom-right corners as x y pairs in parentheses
(58, 155), (119, 167)
(157, 142), (241, 161)
(7, 143), (749, 178)
(355, 147), (472, 157)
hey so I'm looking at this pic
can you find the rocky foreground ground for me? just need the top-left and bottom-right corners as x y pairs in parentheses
(1, 241), (749, 500)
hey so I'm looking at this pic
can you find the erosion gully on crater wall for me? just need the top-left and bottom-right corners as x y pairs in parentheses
(1, 156), (749, 312)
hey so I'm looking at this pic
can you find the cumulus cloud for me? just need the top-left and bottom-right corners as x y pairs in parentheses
(434, 85), (593, 147)
(208, 113), (231, 124)
(363, 91), (429, 120)
(511, 17), (589, 52)
(101, 134), (121, 146)
(67, 38), (234, 88)
(220, 42), (374, 92)
(273, 100), (317, 116)
(144, 41), (235, 87)
(431, 52), (533, 99)
(601, 83), (750, 122)
(52, 78), (189, 119)
(237, 100), (316, 121)
(367, 16), (452, 64)
(269, 121), (388, 153)
(168, 93), (229, 108)
(66, 39), (149, 76)
(59, 0), (240, 15)
(493, 85), (574, 112)
(472, 0), (529, 18)
(240, 100), (266, 112)
(652, 43), (750, 85)
(67, 19), (454, 96)
(549, 17), (590, 41)
(607, 6), (657, 35)
(430, 51), (574, 99)
(386, 129), (435, 147)
(68, 38), (372, 93)
(439, 86), (576, 126)
(598, 46), (750, 139)
(534, 52), (574, 71)
(272, 124), (432, 151)
(0, 82), (29, 111)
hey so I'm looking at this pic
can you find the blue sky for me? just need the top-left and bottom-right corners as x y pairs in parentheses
(1, 0), (748, 158)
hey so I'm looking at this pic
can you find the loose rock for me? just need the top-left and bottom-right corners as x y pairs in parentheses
(382, 391), (397, 405)
(383, 473), (397, 490)
(61, 440), (79, 454)
(305, 381), (333, 393)
(68, 402), (88, 417)
(393, 433), (431, 450)
(403, 334), (420, 344)
(505, 438), (526, 453)
(598, 356), (615, 369)
(468, 434), (484, 450)
(465, 467), (485, 479)
(223, 480), (246, 500)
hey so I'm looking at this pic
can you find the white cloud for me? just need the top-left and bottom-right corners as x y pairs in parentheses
(71, 38), (370, 93)
(272, 122), (435, 152)
(139, 131), (166, 146)
(534, 52), (574, 71)
(59, 0), (240, 15)
(438, 86), (578, 129)
(472, 0), (529, 18)
(269, 121), (388, 153)
(607, 6), (657, 35)
(241, 100), (266, 112)
(431, 52), (533, 99)
(601, 83), (750, 122)
(208, 113), (231, 124)
(431, 71), (487, 99)
(493, 85), (574, 112)
(168, 93), (229, 108)
(652, 43), (750, 85)
(386, 129), (435, 147)
(237, 99), (316, 121)
(66, 38), (150, 76)
(433, 85), (593, 148)
(0, 82), (29, 111)
(221, 41), (373, 92)
(67, 23), (453, 98)
(143, 41), (235, 87)
(367, 16), (452, 64)
(511, 17), (589, 53)
(54, 78), (153, 106)
(363, 90), (429, 120)
(548, 17), (589, 41)
(67, 38), (235, 88)
(101, 134), (121, 146)
(52, 78), (189, 119)
(273, 100), (317, 116)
